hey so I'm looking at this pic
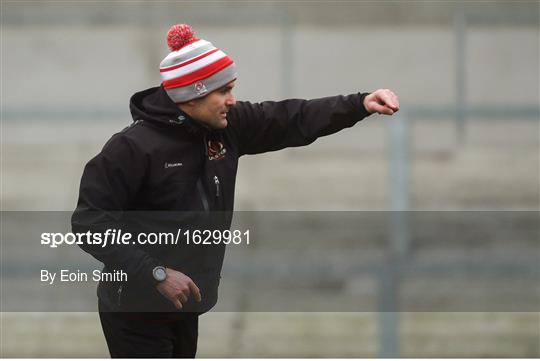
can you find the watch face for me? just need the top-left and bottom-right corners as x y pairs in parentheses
(154, 267), (166, 281)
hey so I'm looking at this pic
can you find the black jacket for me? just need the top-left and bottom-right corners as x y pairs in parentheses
(72, 85), (371, 312)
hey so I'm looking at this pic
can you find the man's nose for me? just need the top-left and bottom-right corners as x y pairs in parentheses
(226, 94), (236, 106)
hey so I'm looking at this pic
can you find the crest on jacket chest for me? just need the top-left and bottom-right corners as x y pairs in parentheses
(207, 140), (226, 161)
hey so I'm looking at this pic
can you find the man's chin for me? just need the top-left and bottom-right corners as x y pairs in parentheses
(211, 119), (228, 129)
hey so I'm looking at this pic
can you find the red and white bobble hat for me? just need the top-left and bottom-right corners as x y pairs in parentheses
(160, 24), (237, 103)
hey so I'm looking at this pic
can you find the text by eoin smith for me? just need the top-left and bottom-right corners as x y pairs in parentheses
(40, 269), (127, 285)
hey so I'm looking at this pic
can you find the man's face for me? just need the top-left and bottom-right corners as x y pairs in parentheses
(187, 80), (236, 129)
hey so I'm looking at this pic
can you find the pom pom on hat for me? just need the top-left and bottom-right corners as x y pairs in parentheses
(167, 24), (196, 51)
(160, 24), (237, 103)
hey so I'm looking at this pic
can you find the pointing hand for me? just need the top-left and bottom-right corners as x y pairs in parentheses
(363, 89), (400, 115)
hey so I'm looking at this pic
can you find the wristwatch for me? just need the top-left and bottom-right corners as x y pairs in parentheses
(152, 266), (167, 282)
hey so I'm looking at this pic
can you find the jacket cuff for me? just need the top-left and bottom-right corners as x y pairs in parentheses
(357, 92), (372, 118)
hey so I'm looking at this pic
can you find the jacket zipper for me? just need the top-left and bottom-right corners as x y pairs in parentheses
(117, 285), (123, 307)
(196, 178), (210, 212)
(214, 175), (220, 197)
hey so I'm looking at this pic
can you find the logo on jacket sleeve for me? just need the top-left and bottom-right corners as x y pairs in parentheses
(207, 140), (226, 161)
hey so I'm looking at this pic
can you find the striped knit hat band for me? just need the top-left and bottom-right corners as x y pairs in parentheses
(160, 24), (237, 103)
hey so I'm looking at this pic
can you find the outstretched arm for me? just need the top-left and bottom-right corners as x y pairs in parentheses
(227, 89), (399, 156)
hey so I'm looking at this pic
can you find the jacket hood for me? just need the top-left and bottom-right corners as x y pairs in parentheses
(129, 85), (205, 131)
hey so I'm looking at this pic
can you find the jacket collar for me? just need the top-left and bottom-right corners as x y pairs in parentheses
(129, 85), (207, 134)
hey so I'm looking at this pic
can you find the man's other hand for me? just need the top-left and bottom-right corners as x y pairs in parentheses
(363, 89), (400, 115)
(156, 268), (202, 309)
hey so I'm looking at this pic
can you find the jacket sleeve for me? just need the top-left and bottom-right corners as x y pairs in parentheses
(71, 133), (160, 288)
(227, 93), (372, 156)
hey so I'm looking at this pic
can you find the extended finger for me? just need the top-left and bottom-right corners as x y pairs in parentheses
(189, 281), (202, 302)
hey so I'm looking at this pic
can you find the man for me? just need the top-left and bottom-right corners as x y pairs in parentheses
(72, 24), (399, 358)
